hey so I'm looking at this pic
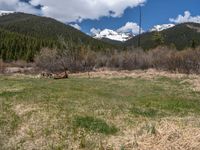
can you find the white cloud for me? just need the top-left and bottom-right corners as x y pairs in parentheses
(30, 0), (146, 22)
(70, 24), (81, 30)
(0, 0), (18, 10)
(170, 11), (200, 24)
(90, 28), (101, 35)
(117, 22), (144, 34)
(16, 2), (41, 14)
(0, 0), (146, 22)
(0, 0), (40, 14)
(90, 22), (143, 36)
(30, 0), (41, 6)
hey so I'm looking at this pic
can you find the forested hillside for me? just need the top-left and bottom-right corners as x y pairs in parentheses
(0, 13), (115, 61)
(125, 23), (200, 50)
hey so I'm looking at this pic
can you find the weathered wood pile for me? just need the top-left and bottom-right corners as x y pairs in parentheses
(40, 72), (68, 79)
(53, 72), (68, 79)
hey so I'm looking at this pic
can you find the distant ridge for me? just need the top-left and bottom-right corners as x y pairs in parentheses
(125, 22), (200, 50)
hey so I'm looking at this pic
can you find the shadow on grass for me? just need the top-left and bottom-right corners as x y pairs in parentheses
(130, 106), (159, 118)
(73, 116), (118, 135)
(130, 98), (200, 118)
(0, 91), (24, 98)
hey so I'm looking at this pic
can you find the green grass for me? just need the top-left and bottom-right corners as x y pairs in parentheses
(0, 75), (200, 149)
(130, 107), (158, 118)
(74, 116), (118, 135)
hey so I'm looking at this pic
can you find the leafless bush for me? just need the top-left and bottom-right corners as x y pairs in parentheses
(147, 47), (173, 70)
(10, 60), (34, 68)
(96, 49), (152, 70)
(166, 48), (200, 74)
(35, 48), (62, 73)
(95, 46), (200, 74)
(81, 50), (96, 72)
(0, 59), (6, 73)
(35, 47), (97, 74)
(35, 45), (200, 75)
(95, 53), (110, 68)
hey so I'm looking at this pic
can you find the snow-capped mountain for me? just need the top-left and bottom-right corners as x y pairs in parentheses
(0, 10), (14, 16)
(150, 24), (175, 32)
(93, 29), (133, 42)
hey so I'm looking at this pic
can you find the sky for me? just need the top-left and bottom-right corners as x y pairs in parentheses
(0, 0), (199, 35)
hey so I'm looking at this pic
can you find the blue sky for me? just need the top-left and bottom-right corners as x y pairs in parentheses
(1, 0), (200, 34)
(79, 0), (200, 33)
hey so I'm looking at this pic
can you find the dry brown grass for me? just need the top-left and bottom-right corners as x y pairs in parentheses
(71, 68), (185, 79)
(105, 117), (200, 150)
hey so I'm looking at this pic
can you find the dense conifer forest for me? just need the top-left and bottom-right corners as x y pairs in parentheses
(0, 13), (115, 61)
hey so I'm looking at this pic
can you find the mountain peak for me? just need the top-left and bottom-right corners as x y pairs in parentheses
(93, 29), (133, 42)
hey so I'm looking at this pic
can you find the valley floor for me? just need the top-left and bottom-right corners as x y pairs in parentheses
(1, 69), (200, 149)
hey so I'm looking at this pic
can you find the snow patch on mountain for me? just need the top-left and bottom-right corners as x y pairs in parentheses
(150, 24), (175, 32)
(92, 29), (133, 42)
(92, 24), (176, 42)
(0, 10), (14, 16)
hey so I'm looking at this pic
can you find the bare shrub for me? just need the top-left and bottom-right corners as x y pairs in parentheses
(107, 51), (123, 68)
(168, 49), (200, 74)
(9, 60), (34, 68)
(99, 50), (151, 70)
(35, 48), (62, 73)
(35, 47), (97, 74)
(35, 45), (200, 75)
(148, 47), (174, 70)
(95, 53), (109, 68)
(96, 46), (200, 74)
(0, 59), (6, 73)
(81, 49), (96, 72)
(123, 50), (151, 70)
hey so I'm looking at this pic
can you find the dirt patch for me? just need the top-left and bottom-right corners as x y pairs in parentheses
(13, 103), (40, 116)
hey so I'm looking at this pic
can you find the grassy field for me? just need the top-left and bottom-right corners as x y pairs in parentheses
(1, 71), (200, 149)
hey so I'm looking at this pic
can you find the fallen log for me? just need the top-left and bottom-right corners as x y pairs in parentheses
(53, 72), (68, 79)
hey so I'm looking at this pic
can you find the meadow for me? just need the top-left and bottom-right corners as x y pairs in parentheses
(1, 70), (200, 149)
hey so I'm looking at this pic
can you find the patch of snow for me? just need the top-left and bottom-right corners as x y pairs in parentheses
(93, 29), (133, 42)
(0, 10), (14, 16)
(150, 24), (175, 32)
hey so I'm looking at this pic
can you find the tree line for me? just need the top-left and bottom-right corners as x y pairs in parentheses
(0, 28), (60, 61)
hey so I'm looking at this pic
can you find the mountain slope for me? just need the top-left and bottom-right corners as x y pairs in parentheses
(125, 23), (200, 50)
(99, 38), (124, 45)
(0, 13), (115, 61)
